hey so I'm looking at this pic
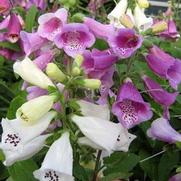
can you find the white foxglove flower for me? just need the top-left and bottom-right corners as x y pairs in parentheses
(0, 111), (56, 166)
(134, 5), (153, 31)
(13, 57), (55, 89)
(108, 0), (128, 27)
(77, 100), (110, 120)
(33, 132), (74, 181)
(16, 95), (56, 125)
(126, 8), (135, 25)
(72, 115), (136, 152)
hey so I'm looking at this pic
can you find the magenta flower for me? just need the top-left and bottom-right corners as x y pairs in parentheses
(112, 78), (152, 129)
(7, 13), (22, 43)
(143, 75), (178, 119)
(146, 46), (181, 90)
(54, 23), (95, 57)
(26, 0), (47, 10)
(169, 173), (181, 181)
(0, 48), (13, 60)
(147, 118), (181, 143)
(0, 0), (11, 14)
(108, 28), (143, 59)
(33, 51), (54, 70)
(20, 31), (47, 55)
(38, 8), (68, 41)
(160, 20), (180, 39)
(84, 17), (115, 40)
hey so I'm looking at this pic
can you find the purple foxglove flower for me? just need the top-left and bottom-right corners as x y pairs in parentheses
(38, 8), (68, 41)
(143, 75), (178, 119)
(33, 51), (54, 70)
(160, 20), (180, 39)
(54, 23), (95, 57)
(84, 17), (115, 40)
(26, 0), (47, 10)
(0, 0), (11, 14)
(0, 48), (13, 60)
(88, 0), (107, 13)
(26, 86), (48, 100)
(146, 46), (181, 90)
(7, 13), (22, 43)
(147, 118), (181, 143)
(20, 31), (47, 55)
(0, 15), (10, 29)
(112, 78), (152, 129)
(108, 28), (143, 59)
(169, 173), (181, 181)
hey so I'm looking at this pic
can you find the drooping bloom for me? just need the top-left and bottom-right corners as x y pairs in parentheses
(26, 0), (47, 10)
(33, 51), (54, 70)
(72, 115), (136, 152)
(143, 75), (178, 119)
(108, 28), (143, 59)
(0, 0), (11, 14)
(134, 5), (153, 31)
(0, 111), (56, 166)
(112, 78), (152, 129)
(84, 17), (115, 40)
(16, 95), (56, 125)
(13, 57), (55, 89)
(151, 20), (168, 34)
(34, 132), (74, 181)
(7, 13), (22, 43)
(20, 31), (47, 55)
(54, 23), (95, 57)
(77, 100), (110, 120)
(169, 173), (181, 181)
(145, 46), (181, 90)
(38, 8), (68, 41)
(147, 118), (181, 143)
(26, 86), (48, 100)
(107, 0), (128, 27)
(160, 20), (180, 39)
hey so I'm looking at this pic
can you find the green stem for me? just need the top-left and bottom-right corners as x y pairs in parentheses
(92, 150), (102, 181)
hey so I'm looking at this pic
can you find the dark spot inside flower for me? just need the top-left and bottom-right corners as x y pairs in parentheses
(4, 133), (21, 147)
(44, 170), (60, 181)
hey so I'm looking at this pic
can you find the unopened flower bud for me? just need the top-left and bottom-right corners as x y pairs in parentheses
(72, 67), (81, 76)
(16, 95), (57, 125)
(74, 54), (84, 67)
(71, 13), (85, 22)
(120, 14), (134, 29)
(46, 63), (66, 83)
(152, 21), (168, 33)
(83, 79), (101, 89)
(137, 0), (149, 8)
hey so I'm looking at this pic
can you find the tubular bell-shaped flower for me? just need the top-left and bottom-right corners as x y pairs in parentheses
(147, 118), (181, 143)
(143, 75), (178, 119)
(38, 8), (68, 41)
(0, 111), (56, 166)
(20, 31), (47, 56)
(13, 57), (55, 89)
(134, 5), (153, 31)
(108, 28), (143, 59)
(16, 95), (57, 125)
(26, 0), (47, 10)
(0, 0), (11, 14)
(145, 46), (181, 90)
(33, 132), (74, 181)
(107, 0), (128, 26)
(112, 78), (152, 129)
(54, 23), (95, 57)
(72, 115), (136, 152)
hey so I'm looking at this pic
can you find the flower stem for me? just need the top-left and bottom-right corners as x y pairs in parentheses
(92, 150), (102, 181)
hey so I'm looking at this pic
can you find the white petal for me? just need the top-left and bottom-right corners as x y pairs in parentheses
(13, 57), (55, 89)
(108, 0), (128, 24)
(72, 115), (120, 151)
(77, 100), (110, 120)
(3, 135), (50, 166)
(9, 111), (56, 143)
(40, 132), (73, 176)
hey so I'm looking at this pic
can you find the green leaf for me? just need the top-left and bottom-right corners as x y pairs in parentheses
(25, 5), (38, 32)
(93, 39), (109, 50)
(101, 172), (132, 181)
(0, 162), (9, 180)
(158, 150), (180, 181)
(103, 152), (140, 175)
(0, 42), (20, 52)
(8, 159), (38, 181)
(7, 92), (27, 119)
